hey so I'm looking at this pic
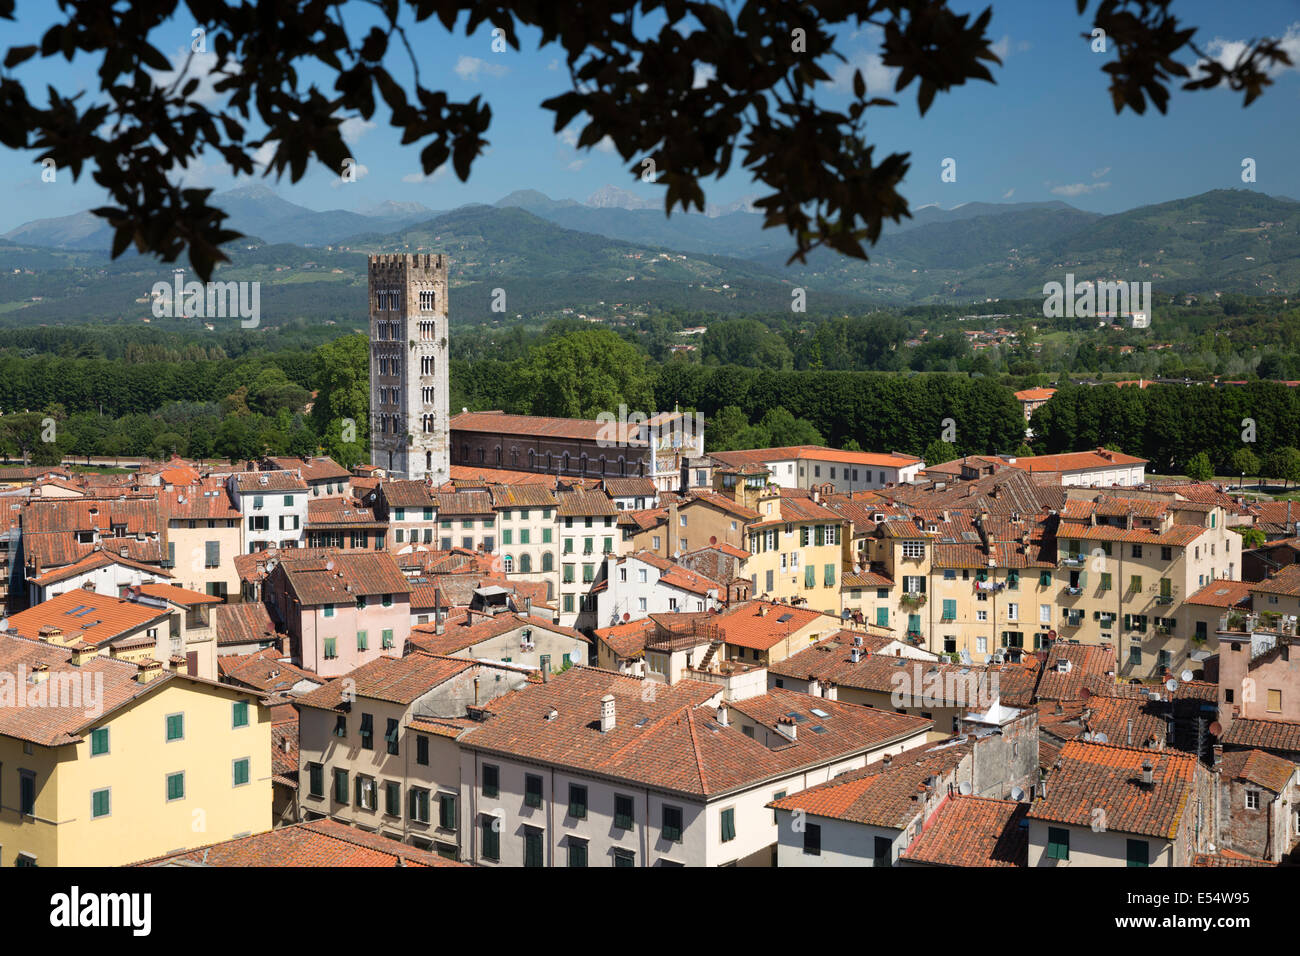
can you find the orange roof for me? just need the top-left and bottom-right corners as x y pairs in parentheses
(1014, 387), (1056, 402)
(8, 588), (172, 647)
(1184, 579), (1252, 608)
(1012, 448), (1146, 473)
(712, 601), (827, 650)
(134, 582), (224, 607)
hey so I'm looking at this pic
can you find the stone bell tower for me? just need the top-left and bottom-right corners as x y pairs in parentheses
(368, 253), (450, 482)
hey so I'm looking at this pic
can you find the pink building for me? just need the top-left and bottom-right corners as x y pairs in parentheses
(265, 551), (413, 678)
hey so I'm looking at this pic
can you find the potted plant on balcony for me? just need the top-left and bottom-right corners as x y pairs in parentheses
(899, 592), (926, 609)
(1227, 610), (1246, 631)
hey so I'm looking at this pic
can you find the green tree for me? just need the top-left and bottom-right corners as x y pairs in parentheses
(1184, 451), (1214, 481)
(923, 439), (958, 467)
(1230, 447), (1260, 488)
(1266, 446), (1300, 490)
(517, 329), (653, 420)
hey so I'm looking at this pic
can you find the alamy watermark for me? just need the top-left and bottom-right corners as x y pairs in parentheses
(0, 666), (104, 719)
(596, 404), (705, 450)
(151, 271), (261, 328)
(1042, 273), (1150, 328)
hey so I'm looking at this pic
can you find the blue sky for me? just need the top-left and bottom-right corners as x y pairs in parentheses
(1, 0), (1298, 232)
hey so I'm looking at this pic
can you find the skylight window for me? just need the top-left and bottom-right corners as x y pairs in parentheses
(810, 708), (830, 718)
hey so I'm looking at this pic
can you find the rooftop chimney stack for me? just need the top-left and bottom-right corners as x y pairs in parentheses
(717, 703), (729, 727)
(599, 693), (616, 733)
(1141, 759), (1154, 787)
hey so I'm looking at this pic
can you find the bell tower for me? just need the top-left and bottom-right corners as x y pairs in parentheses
(368, 254), (450, 482)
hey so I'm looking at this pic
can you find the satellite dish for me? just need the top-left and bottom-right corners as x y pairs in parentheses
(325, 560), (334, 571)
(1010, 786), (1025, 801)
(1209, 721), (1223, 736)
(1093, 732), (1108, 744)
(622, 612), (630, 622)
(709, 535), (717, 546)
(958, 782), (973, 796)
(1180, 669), (1194, 683)
(1165, 678), (1178, 693)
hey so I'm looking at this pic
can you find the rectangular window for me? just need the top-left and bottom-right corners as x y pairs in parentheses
(524, 773), (543, 808)
(942, 599), (956, 621)
(416, 734), (429, 766)
(166, 771), (186, 802)
(166, 713), (184, 741)
(323, 637), (337, 659)
(232, 757), (250, 787)
(439, 793), (457, 830)
(91, 787), (111, 819)
(1126, 839), (1149, 867)
(333, 768), (349, 804)
(803, 822), (821, 856)
(232, 700), (249, 728)
(359, 713), (374, 750)
(385, 780), (401, 816)
(482, 816), (500, 861)
(615, 793), (634, 830)
(382, 628), (394, 649)
(90, 727), (110, 756)
(308, 762), (324, 798)
(720, 807), (736, 843)
(663, 805), (684, 842)
(356, 629), (368, 651)
(386, 718), (400, 755)
(568, 838), (588, 868)
(483, 763), (499, 797)
(409, 787), (431, 823)
(569, 784), (588, 819)
(524, 827), (544, 868)
(1047, 827), (1070, 860)
(873, 835), (891, 867)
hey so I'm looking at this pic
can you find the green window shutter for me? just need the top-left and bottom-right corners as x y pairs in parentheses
(482, 763), (498, 796)
(1078, 571), (1087, 588)
(382, 628), (394, 649)
(166, 714), (184, 741)
(824, 563), (835, 587)
(385, 781), (401, 816)
(942, 599), (956, 620)
(90, 727), (109, 755)
(357, 630), (368, 651)
(503, 529), (512, 545)
(482, 817), (500, 861)
(334, 769), (349, 803)
(439, 793), (457, 830)
(233, 758), (250, 786)
(568, 840), (588, 868)
(1039, 571), (1051, 587)
(800, 526), (810, 547)
(386, 718), (400, 755)
(1047, 827), (1069, 860)
(309, 763), (324, 797)
(542, 528), (552, 543)
(876, 607), (888, 626)
(524, 828), (543, 867)
(92, 789), (110, 818)
(232, 700), (249, 728)
(324, 637), (337, 659)
(569, 784), (588, 819)
(167, 772), (185, 801)
(721, 807), (736, 842)
(908, 613), (921, 634)
(805, 565), (815, 588)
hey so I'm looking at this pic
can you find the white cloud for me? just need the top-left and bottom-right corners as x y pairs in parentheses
(1050, 181), (1111, 197)
(339, 117), (375, 144)
(990, 35), (1011, 61)
(692, 64), (716, 89)
(151, 49), (241, 106)
(401, 166), (448, 185)
(453, 55), (509, 81)
(827, 49), (897, 94)
(1002, 188), (1015, 199)
(1091, 166), (1110, 179)
(1198, 22), (1300, 78)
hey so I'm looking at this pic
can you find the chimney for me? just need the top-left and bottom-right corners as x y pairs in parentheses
(29, 662), (49, 685)
(717, 702), (729, 727)
(524, 596), (532, 618)
(69, 642), (96, 667)
(758, 604), (769, 617)
(882, 754), (892, 770)
(598, 694), (616, 732)
(1212, 743), (1224, 771)
(850, 647), (861, 663)
(541, 657), (551, 683)
(1141, 759), (1154, 787)
(1126, 717), (1134, 746)
(135, 660), (164, 684)
(775, 716), (797, 741)
(172, 657), (189, 676)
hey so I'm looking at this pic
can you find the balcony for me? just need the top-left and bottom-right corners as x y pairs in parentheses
(899, 593), (927, 609)
(1062, 616), (1083, 628)
(1061, 554), (1085, 567)
(1156, 595), (1174, 605)
(1063, 586), (1083, 596)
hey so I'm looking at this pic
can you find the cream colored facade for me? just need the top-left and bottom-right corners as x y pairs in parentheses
(0, 674), (270, 866)
(497, 502), (560, 606)
(165, 516), (242, 601)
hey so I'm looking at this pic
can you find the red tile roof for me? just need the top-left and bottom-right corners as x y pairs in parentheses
(901, 795), (1028, 866)
(1028, 740), (1198, 839)
(135, 818), (464, 867)
(1219, 748), (1296, 794)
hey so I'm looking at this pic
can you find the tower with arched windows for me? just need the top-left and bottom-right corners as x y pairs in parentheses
(368, 254), (450, 482)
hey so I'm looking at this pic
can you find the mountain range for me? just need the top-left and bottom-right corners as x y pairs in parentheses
(0, 186), (1296, 328)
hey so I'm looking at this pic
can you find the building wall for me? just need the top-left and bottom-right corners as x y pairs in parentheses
(293, 596), (411, 679)
(230, 483), (307, 552)
(1027, 821), (1175, 867)
(166, 518), (242, 599)
(0, 678), (271, 866)
(745, 520), (843, 615)
(1218, 774), (1296, 862)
